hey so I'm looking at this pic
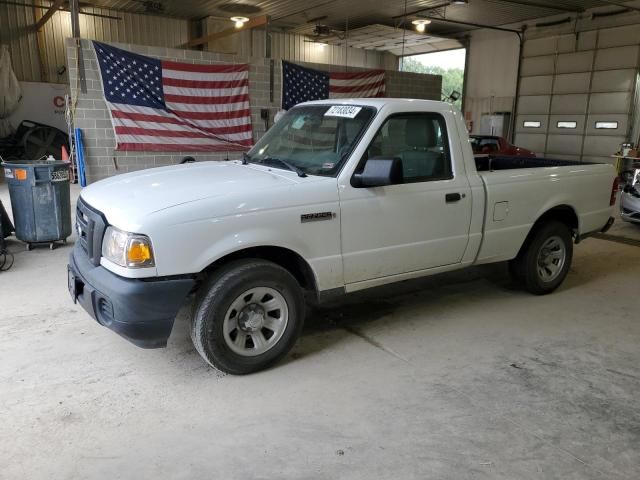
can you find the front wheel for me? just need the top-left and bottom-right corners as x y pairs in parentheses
(191, 259), (305, 374)
(509, 221), (573, 295)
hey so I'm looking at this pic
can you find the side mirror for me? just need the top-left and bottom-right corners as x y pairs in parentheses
(352, 157), (403, 188)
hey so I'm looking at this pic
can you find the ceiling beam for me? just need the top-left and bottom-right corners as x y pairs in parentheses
(486, 0), (584, 13)
(595, 0), (640, 12)
(418, 15), (523, 35)
(34, 0), (65, 30)
(391, 2), (452, 20)
(183, 14), (268, 48)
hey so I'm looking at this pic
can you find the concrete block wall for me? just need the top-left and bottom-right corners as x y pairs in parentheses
(66, 38), (442, 183)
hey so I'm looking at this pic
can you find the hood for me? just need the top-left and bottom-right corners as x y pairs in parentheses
(80, 161), (306, 228)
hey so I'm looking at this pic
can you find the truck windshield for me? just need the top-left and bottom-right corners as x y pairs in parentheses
(245, 105), (376, 177)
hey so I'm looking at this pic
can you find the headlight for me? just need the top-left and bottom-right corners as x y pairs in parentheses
(102, 226), (155, 268)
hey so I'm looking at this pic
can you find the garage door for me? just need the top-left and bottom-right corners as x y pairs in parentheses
(515, 25), (640, 164)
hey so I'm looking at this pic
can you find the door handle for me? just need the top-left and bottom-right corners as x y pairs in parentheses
(445, 193), (462, 203)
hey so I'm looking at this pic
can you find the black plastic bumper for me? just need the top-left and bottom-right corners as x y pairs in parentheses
(68, 244), (195, 348)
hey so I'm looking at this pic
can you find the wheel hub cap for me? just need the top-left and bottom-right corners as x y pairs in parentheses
(238, 304), (265, 332)
(536, 236), (566, 282)
(222, 287), (289, 357)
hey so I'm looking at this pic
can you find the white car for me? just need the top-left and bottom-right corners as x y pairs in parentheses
(620, 168), (640, 224)
(68, 99), (617, 374)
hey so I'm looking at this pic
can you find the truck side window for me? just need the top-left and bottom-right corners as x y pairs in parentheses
(367, 113), (452, 183)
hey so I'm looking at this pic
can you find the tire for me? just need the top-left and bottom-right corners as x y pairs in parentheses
(509, 220), (573, 295)
(191, 259), (305, 374)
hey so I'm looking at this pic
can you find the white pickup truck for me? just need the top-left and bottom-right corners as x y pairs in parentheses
(68, 99), (617, 374)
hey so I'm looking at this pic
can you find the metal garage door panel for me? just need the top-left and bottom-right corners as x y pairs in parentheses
(577, 31), (597, 51)
(583, 135), (625, 156)
(546, 135), (582, 155)
(523, 37), (558, 57)
(594, 46), (640, 70)
(591, 69), (636, 93)
(598, 25), (640, 48)
(520, 75), (553, 95)
(514, 133), (546, 153)
(548, 115), (585, 134)
(516, 115), (548, 133)
(585, 114), (628, 136)
(518, 95), (551, 114)
(557, 34), (577, 53)
(589, 92), (633, 114)
(553, 73), (591, 94)
(550, 94), (588, 114)
(521, 56), (554, 76)
(556, 51), (594, 74)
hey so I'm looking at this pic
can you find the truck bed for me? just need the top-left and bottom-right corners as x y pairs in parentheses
(475, 155), (594, 172)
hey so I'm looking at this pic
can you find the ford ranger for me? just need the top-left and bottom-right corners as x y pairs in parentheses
(68, 99), (617, 374)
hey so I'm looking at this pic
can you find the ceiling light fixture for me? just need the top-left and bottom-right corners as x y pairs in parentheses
(451, 0), (469, 5)
(411, 19), (431, 33)
(231, 16), (249, 28)
(316, 41), (328, 48)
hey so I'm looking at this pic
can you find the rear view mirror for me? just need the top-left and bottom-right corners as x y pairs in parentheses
(352, 158), (403, 188)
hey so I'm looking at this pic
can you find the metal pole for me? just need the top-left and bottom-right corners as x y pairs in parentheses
(69, 0), (86, 93)
(508, 27), (526, 144)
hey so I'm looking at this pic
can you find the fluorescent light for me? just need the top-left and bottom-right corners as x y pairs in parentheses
(524, 121), (541, 128)
(557, 121), (577, 129)
(231, 16), (249, 29)
(316, 42), (328, 48)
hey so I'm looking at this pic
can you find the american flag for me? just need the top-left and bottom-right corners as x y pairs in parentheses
(282, 60), (385, 110)
(93, 41), (252, 152)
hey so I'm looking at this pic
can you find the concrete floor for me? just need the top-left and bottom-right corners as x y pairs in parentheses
(1, 182), (640, 480)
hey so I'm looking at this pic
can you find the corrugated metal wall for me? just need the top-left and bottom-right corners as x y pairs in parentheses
(0, 2), (189, 83)
(268, 31), (391, 69)
(0, 2), (42, 81)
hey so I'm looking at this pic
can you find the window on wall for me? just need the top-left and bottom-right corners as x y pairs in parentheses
(595, 121), (619, 129)
(400, 49), (466, 109)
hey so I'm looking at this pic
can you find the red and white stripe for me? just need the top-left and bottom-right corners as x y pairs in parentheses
(329, 70), (385, 99)
(109, 62), (252, 152)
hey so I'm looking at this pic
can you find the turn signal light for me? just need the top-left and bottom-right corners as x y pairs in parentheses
(15, 169), (27, 181)
(127, 240), (152, 264)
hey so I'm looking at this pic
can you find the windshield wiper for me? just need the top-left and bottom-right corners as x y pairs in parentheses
(242, 152), (250, 165)
(259, 156), (307, 178)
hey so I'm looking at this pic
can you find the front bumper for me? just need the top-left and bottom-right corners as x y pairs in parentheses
(68, 244), (195, 348)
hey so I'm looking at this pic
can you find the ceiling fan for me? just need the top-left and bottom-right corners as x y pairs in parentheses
(304, 22), (345, 44)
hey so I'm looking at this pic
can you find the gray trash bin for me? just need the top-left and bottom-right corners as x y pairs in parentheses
(2, 159), (72, 250)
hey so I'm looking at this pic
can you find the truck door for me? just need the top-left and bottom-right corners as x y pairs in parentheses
(339, 112), (473, 285)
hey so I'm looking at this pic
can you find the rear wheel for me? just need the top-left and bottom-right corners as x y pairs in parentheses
(191, 259), (305, 374)
(509, 221), (573, 295)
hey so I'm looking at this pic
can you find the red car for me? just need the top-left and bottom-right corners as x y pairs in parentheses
(470, 135), (536, 157)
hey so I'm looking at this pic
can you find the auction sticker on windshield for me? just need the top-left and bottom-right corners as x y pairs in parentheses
(325, 106), (362, 118)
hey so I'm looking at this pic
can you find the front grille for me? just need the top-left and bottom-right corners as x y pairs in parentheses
(76, 197), (108, 266)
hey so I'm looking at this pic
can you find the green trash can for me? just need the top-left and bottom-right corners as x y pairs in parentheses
(2, 159), (72, 250)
